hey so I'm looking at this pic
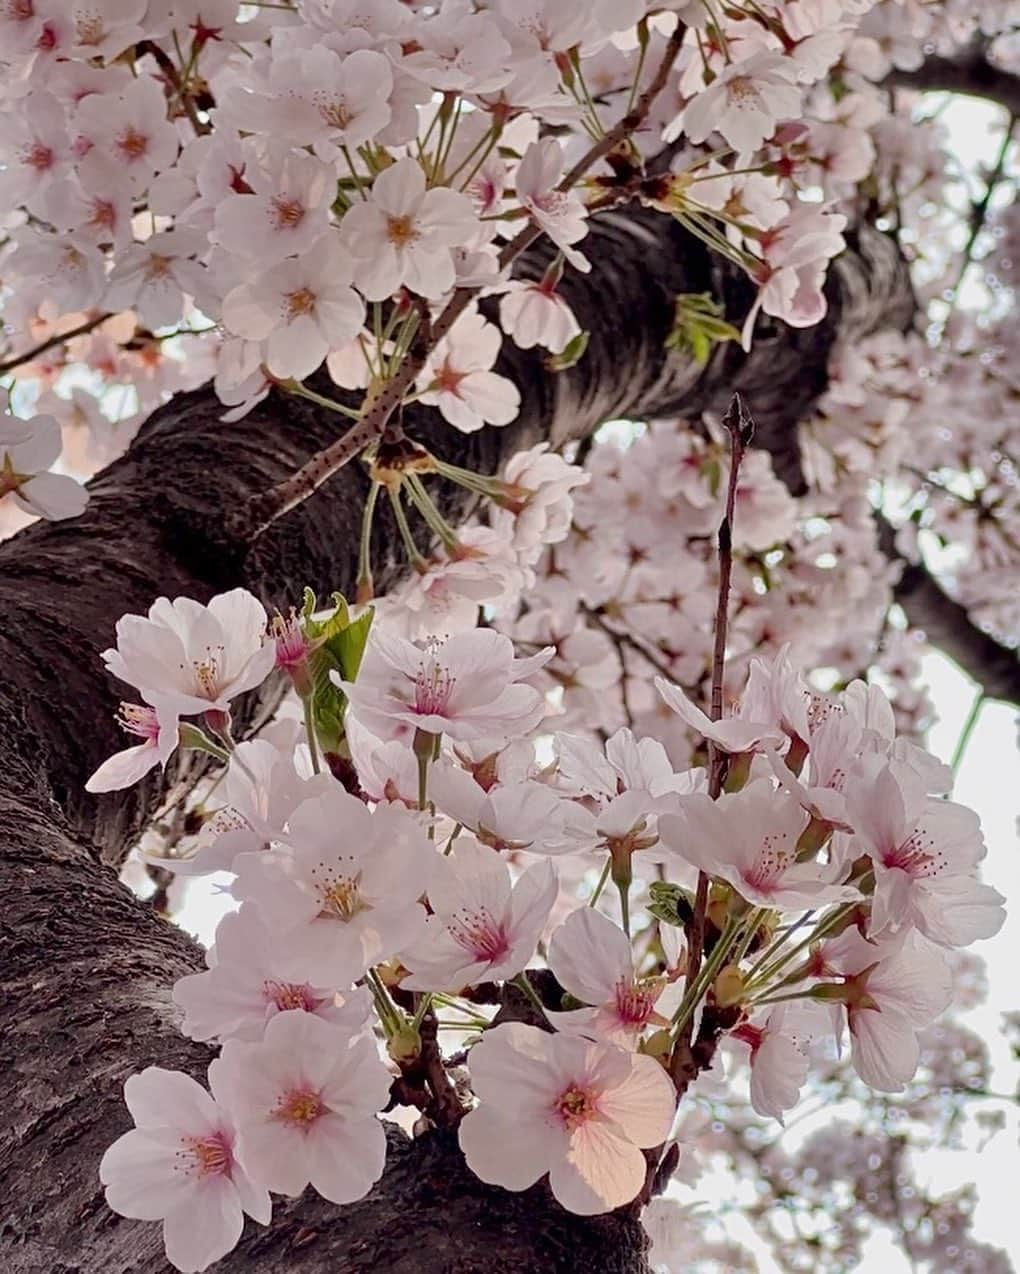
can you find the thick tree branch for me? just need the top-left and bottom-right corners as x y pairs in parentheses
(878, 519), (1020, 705)
(0, 209), (915, 1274)
(884, 38), (1020, 116)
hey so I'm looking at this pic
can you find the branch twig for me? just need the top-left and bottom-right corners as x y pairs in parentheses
(0, 313), (110, 377)
(670, 393), (753, 1076)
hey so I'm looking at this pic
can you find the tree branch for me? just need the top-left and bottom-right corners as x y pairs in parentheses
(878, 518), (1020, 704)
(884, 38), (1020, 117)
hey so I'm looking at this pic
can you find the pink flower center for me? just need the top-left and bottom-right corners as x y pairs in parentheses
(270, 196), (305, 231)
(275, 1087), (326, 1129)
(178, 1130), (233, 1179)
(311, 865), (369, 922)
(272, 613), (310, 670)
(116, 127), (149, 161)
(387, 214), (420, 248)
(22, 141), (53, 171)
(448, 906), (510, 963)
(263, 980), (320, 1013)
(117, 702), (160, 742)
(614, 978), (657, 1029)
(885, 830), (941, 878)
(553, 1083), (600, 1131)
(743, 832), (794, 892)
(414, 660), (456, 716)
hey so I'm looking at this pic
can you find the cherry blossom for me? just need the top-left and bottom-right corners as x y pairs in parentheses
(822, 930), (954, 1093)
(340, 158), (478, 301)
(459, 1022), (676, 1214)
(417, 308), (521, 433)
(221, 234), (365, 381)
(230, 788), (433, 985)
(85, 701), (180, 794)
(173, 908), (372, 1044)
(212, 147), (334, 266)
(338, 628), (552, 743)
(660, 780), (860, 910)
(0, 408), (89, 522)
(514, 139), (590, 272)
(845, 757), (1005, 947)
(683, 53), (801, 155)
(215, 1010), (390, 1205)
(547, 906), (669, 1046)
(99, 1067), (271, 1274)
(74, 76), (179, 191)
(499, 279), (582, 354)
(101, 588), (276, 723)
(401, 836), (557, 990)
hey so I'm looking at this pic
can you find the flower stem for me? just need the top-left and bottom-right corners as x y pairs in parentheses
(302, 694), (321, 775)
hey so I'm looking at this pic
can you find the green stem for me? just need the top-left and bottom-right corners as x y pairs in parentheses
(302, 694), (321, 775)
(365, 968), (404, 1036)
(670, 912), (742, 1038)
(745, 903), (855, 994)
(588, 857), (612, 907)
(357, 480), (381, 596)
(410, 992), (433, 1032)
(286, 381), (362, 420)
(950, 689), (984, 774)
(387, 484), (427, 569)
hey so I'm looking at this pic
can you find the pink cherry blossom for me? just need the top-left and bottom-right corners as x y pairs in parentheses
(730, 1002), (825, 1123)
(822, 930), (953, 1093)
(499, 280), (582, 354)
(0, 409), (89, 522)
(417, 307), (521, 433)
(547, 906), (668, 1046)
(74, 76), (179, 191)
(223, 47), (394, 155)
(215, 1010), (390, 1204)
(428, 764), (567, 853)
(85, 701), (180, 793)
(340, 158), (478, 301)
(514, 139), (590, 272)
(659, 780), (860, 910)
(459, 1022), (676, 1214)
(338, 628), (552, 743)
(212, 148), (334, 266)
(401, 835), (557, 990)
(100, 1066), (271, 1274)
(845, 757), (1005, 947)
(221, 233), (365, 381)
(105, 230), (207, 331)
(682, 52), (802, 155)
(230, 788), (432, 985)
(654, 676), (786, 755)
(101, 587), (276, 722)
(173, 908), (372, 1043)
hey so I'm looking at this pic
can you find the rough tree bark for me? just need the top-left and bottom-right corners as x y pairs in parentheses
(0, 203), (952, 1274)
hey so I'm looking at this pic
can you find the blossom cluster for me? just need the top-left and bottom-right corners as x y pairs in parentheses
(0, 0), (912, 528)
(92, 579), (1002, 1270)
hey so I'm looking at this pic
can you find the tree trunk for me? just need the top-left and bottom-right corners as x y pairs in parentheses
(0, 207), (914, 1273)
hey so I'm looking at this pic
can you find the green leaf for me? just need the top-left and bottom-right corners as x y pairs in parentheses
(647, 881), (696, 928)
(666, 293), (741, 367)
(545, 329), (590, 372)
(302, 594), (374, 755)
